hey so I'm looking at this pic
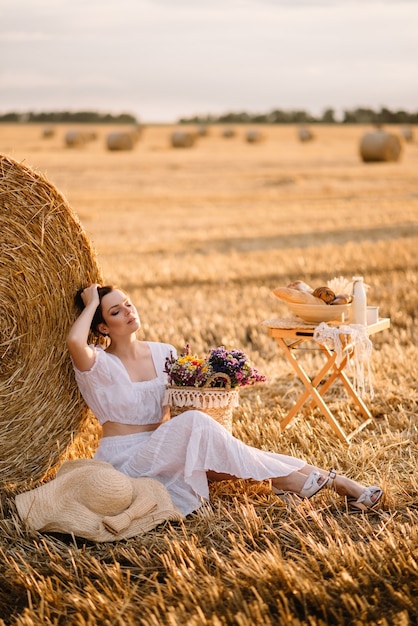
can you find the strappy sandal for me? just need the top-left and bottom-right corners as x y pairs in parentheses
(273, 469), (333, 502)
(347, 486), (384, 513)
(327, 468), (337, 491)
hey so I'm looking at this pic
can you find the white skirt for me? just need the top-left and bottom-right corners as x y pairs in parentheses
(94, 411), (306, 515)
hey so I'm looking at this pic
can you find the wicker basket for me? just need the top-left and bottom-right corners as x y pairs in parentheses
(164, 373), (239, 432)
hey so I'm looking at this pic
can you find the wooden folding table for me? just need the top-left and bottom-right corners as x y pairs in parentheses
(263, 318), (390, 443)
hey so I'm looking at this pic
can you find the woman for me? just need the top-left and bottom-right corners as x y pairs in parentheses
(66, 284), (384, 516)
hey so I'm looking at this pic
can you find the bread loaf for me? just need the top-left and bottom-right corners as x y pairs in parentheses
(286, 280), (313, 293)
(312, 286), (336, 304)
(273, 287), (326, 305)
(330, 294), (353, 305)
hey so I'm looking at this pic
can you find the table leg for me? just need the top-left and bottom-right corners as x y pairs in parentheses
(317, 345), (373, 421)
(315, 345), (373, 441)
(276, 337), (349, 442)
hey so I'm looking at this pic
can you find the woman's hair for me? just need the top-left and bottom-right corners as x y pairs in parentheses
(74, 285), (115, 336)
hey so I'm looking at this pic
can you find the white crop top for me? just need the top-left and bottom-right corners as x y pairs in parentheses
(73, 342), (177, 426)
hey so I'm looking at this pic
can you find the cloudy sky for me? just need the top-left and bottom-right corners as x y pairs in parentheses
(1, 0), (417, 123)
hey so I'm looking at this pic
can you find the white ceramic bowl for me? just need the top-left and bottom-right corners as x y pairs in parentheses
(286, 302), (351, 324)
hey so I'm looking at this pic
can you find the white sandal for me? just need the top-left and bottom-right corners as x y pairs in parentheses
(273, 469), (332, 501)
(348, 486), (384, 512)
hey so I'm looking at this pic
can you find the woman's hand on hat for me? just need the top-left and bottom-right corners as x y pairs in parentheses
(81, 284), (101, 308)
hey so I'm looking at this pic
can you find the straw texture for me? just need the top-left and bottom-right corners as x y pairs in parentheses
(0, 154), (102, 486)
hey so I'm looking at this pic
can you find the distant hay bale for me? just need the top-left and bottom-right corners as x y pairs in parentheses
(400, 126), (414, 142)
(222, 128), (236, 138)
(42, 126), (55, 139)
(0, 154), (102, 487)
(196, 125), (209, 137)
(245, 129), (264, 143)
(298, 126), (314, 142)
(86, 130), (98, 141)
(170, 131), (196, 148)
(106, 131), (136, 151)
(131, 124), (144, 142)
(359, 131), (402, 162)
(64, 130), (90, 148)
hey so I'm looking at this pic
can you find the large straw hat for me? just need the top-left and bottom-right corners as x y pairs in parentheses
(0, 154), (102, 486)
(15, 459), (184, 542)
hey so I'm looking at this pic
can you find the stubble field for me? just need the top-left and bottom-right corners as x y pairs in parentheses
(0, 123), (417, 625)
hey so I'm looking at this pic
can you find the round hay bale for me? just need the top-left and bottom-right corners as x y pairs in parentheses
(359, 131), (402, 162)
(401, 126), (414, 142)
(245, 129), (264, 144)
(106, 131), (135, 151)
(222, 127), (236, 138)
(0, 154), (102, 487)
(64, 130), (90, 148)
(298, 126), (314, 142)
(131, 124), (144, 142)
(170, 131), (196, 148)
(196, 124), (209, 137)
(42, 126), (55, 139)
(86, 130), (98, 141)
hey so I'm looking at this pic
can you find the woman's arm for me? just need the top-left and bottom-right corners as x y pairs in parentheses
(66, 284), (100, 371)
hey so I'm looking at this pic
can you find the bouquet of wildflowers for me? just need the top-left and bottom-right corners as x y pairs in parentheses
(164, 345), (210, 387)
(165, 344), (266, 389)
(206, 345), (266, 387)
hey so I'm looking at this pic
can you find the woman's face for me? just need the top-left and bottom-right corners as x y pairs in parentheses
(99, 289), (141, 337)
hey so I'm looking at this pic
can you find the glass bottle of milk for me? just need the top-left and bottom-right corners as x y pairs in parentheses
(352, 276), (367, 325)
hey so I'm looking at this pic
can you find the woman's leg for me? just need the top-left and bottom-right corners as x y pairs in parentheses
(209, 465), (382, 507)
(207, 465), (326, 496)
(207, 471), (239, 482)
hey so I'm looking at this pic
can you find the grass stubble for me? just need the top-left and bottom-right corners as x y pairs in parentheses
(0, 123), (417, 625)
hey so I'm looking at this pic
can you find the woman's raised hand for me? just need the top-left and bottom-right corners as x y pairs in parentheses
(67, 284), (102, 371)
(81, 284), (101, 308)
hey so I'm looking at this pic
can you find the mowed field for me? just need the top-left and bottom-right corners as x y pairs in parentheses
(0, 123), (417, 625)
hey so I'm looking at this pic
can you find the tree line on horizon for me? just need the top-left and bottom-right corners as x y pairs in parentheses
(0, 107), (416, 125)
(179, 106), (418, 125)
(0, 111), (138, 124)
